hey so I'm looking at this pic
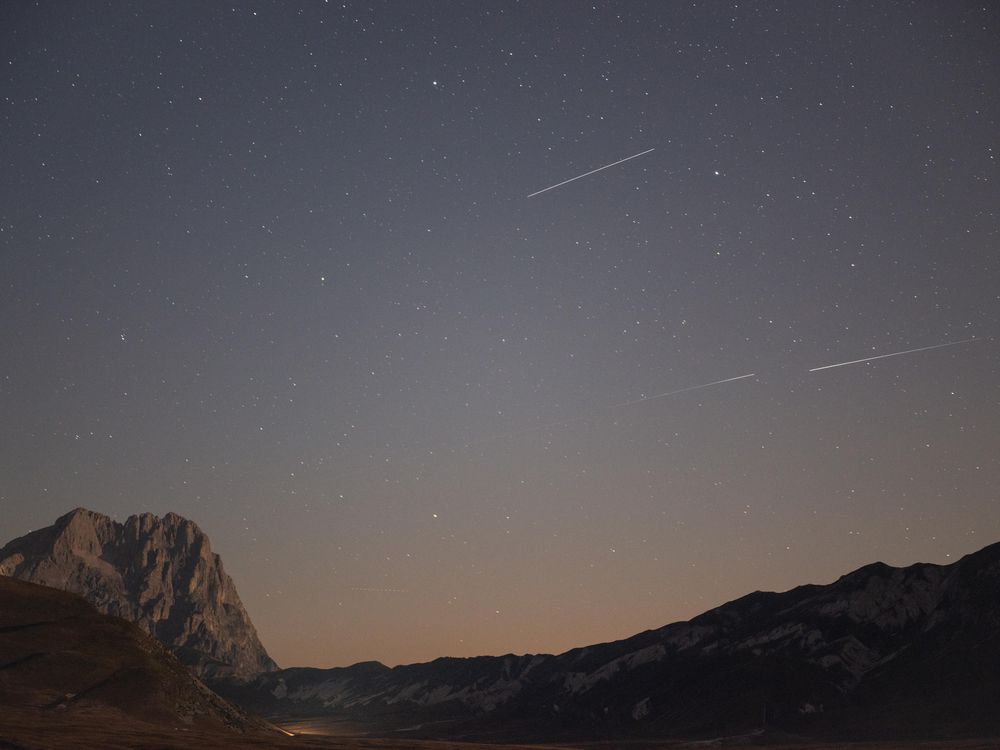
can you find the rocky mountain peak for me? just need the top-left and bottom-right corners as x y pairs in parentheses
(0, 507), (276, 681)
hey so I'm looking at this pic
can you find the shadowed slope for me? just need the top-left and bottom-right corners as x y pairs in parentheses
(0, 575), (280, 739)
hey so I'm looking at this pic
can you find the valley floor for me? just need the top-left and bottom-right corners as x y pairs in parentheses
(2, 708), (998, 750)
(0, 707), (551, 750)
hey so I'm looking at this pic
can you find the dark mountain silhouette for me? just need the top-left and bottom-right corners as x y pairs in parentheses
(0, 508), (276, 680)
(218, 541), (1000, 742)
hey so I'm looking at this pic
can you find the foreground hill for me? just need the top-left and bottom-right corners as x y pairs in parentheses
(0, 574), (279, 744)
(0, 576), (586, 750)
(218, 541), (1000, 742)
(0, 507), (276, 680)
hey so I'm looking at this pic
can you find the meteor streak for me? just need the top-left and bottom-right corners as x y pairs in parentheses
(459, 372), (757, 448)
(330, 370), (759, 480)
(612, 372), (757, 407)
(809, 338), (977, 373)
(527, 147), (655, 198)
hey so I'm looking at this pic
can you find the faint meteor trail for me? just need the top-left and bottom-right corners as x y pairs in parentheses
(611, 372), (757, 407)
(527, 147), (655, 198)
(464, 372), (758, 447)
(809, 338), (977, 373)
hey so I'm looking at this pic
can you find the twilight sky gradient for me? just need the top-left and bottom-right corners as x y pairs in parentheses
(2, 1), (999, 669)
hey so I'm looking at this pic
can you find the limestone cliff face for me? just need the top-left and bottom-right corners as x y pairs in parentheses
(0, 507), (277, 680)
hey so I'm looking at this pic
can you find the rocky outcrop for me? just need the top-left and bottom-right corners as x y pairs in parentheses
(0, 507), (277, 680)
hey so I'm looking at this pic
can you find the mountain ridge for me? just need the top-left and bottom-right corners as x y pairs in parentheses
(215, 539), (1000, 741)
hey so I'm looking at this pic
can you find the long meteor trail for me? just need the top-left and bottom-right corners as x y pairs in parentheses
(809, 338), (977, 373)
(527, 147), (655, 198)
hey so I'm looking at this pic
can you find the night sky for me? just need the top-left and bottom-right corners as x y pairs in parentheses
(2, 1), (999, 669)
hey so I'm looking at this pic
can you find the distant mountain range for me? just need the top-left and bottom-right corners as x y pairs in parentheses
(0, 507), (276, 681)
(3, 507), (999, 743)
(219, 541), (1000, 742)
